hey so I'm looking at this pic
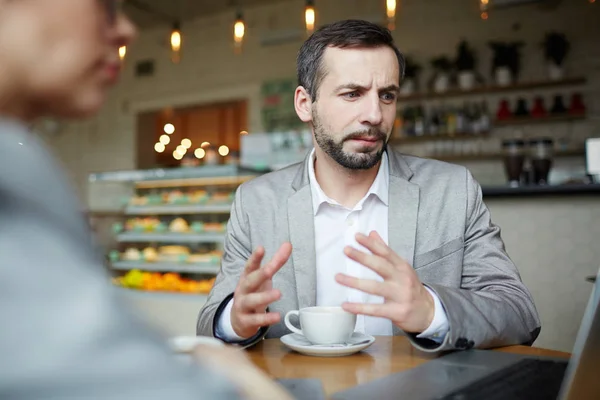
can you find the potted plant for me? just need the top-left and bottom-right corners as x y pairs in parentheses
(542, 31), (570, 80)
(489, 41), (524, 86)
(400, 56), (422, 95)
(429, 56), (453, 93)
(455, 40), (477, 90)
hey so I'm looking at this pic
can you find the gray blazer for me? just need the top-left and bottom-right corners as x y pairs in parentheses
(197, 149), (541, 353)
(0, 119), (240, 400)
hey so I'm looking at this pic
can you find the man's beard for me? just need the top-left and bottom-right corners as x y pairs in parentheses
(312, 111), (388, 170)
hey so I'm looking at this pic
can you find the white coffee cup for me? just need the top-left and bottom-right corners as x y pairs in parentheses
(284, 306), (357, 345)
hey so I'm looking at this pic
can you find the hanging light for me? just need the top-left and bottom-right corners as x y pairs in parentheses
(218, 145), (230, 156)
(170, 22), (182, 63)
(181, 138), (192, 149)
(233, 11), (245, 54)
(480, 0), (489, 20)
(119, 46), (127, 62)
(159, 134), (170, 145)
(305, 1), (315, 35)
(194, 148), (206, 159)
(386, 0), (397, 30)
(164, 123), (175, 134)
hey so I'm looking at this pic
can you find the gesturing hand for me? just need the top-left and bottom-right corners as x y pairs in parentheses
(231, 242), (292, 339)
(335, 231), (435, 334)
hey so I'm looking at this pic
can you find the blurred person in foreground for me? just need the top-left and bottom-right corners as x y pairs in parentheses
(198, 19), (541, 353)
(0, 1), (290, 399)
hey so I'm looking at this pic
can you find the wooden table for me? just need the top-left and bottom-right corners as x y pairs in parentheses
(247, 336), (570, 398)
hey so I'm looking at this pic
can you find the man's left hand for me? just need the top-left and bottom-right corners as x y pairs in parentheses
(335, 230), (435, 334)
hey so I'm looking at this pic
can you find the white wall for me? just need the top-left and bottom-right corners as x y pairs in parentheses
(42, 0), (600, 352)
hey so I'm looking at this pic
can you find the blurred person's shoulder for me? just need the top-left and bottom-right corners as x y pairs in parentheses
(0, 118), (89, 237)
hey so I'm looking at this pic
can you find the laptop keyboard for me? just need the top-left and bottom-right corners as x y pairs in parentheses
(437, 358), (569, 400)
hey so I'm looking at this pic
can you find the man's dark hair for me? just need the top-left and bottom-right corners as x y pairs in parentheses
(297, 19), (406, 102)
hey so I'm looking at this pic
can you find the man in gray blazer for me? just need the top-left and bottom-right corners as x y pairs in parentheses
(197, 19), (541, 353)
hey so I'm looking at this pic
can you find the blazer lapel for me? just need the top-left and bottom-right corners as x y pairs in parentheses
(287, 157), (317, 310)
(388, 176), (419, 268)
(387, 151), (420, 336)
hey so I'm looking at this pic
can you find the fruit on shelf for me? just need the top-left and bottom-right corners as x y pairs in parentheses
(113, 269), (215, 294)
(210, 192), (233, 203)
(169, 217), (189, 233)
(188, 190), (209, 204)
(142, 247), (158, 262)
(122, 247), (141, 261)
(157, 245), (190, 263)
(125, 217), (163, 232)
(203, 222), (226, 233)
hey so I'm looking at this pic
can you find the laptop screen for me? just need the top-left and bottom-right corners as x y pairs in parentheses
(557, 268), (600, 400)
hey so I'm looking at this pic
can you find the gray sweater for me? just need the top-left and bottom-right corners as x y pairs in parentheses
(0, 118), (240, 399)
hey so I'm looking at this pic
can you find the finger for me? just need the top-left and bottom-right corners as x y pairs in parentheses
(240, 267), (271, 294)
(343, 245), (396, 279)
(356, 232), (408, 269)
(239, 289), (281, 311)
(241, 246), (265, 279)
(262, 242), (293, 277)
(335, 273), (395, 299)
(341, 301), (392, 319)
(239, 311), (281, 328)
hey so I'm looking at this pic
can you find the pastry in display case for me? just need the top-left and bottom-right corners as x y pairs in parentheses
(88, 164), (263, 297)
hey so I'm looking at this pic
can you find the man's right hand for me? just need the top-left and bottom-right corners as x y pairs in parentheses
(231, 242), (292, 339)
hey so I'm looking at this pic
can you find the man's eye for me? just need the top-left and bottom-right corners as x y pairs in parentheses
(381, 92), (397, 101)
(343, 92), (360, 99)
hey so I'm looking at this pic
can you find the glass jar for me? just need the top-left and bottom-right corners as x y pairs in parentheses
(528, 138), (554, 185)
(502, 139), (526, 187)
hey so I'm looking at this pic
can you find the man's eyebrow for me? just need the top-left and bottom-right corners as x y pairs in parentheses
(380, 84), (401, 93)
(334, 83), (400, 93)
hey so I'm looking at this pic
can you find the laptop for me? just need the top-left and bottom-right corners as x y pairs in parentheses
(332, 268), (600, 400)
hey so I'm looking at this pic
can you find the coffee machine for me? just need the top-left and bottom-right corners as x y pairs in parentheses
(586, 137), (600, 183)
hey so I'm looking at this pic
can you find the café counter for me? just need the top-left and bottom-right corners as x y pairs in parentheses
(478, 182), (600, 353)
(481, 183), (600, 197)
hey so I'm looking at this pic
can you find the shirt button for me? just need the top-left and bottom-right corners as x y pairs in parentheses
(347, 219), (354, 226)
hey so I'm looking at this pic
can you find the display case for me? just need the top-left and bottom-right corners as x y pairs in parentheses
(87, 164), (264, 302)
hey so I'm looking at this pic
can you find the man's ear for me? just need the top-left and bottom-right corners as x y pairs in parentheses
(294, 86), (313, 123)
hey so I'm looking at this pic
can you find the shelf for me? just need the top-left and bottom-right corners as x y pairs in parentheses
(125, 204), (232, 215)
(115, 287), (209, 301)
(390, 132), (490, 144)
(135, 175), (255, 189)
(482, 183), (600, 197)
(111, 261), (220, 274)
(423, 149), (585, 163)
(116, 232), (225, 244)
(89, 165), (260, 183)
(397, 77), (586, 102)
(493, 113), (586, 126)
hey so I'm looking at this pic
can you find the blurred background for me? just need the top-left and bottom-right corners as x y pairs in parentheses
(39, 0), (599, 354)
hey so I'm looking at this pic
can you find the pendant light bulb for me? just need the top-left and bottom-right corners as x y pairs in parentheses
(234, 12), (245, 54)
(171, 22), (181, 52)
(386, 0), (396, 30)
(305, 1), (315, 34)
(119, 45), (127, 61)
(170, 22), (182, 63)
(480, 0), (489, 20)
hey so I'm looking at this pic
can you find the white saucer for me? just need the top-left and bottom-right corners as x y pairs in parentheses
(280, 332), (375, 357)
(167, 335), (224, 354)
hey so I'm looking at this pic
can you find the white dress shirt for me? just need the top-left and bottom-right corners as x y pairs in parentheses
(216, 150), (449, 342)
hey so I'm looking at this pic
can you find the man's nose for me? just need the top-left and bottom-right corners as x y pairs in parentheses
(359, 93), (384, 126)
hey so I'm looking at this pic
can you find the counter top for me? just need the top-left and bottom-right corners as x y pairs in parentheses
(482, 183), (600, 197)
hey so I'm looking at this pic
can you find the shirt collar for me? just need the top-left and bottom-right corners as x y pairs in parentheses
(307, 148), (389, 216)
